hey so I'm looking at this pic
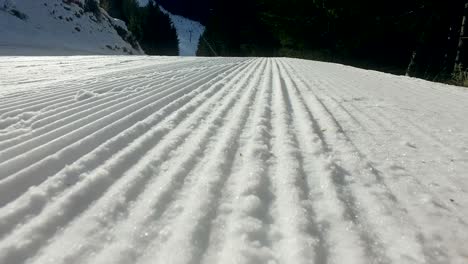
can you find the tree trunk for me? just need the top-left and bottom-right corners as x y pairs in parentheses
(454, 1), (468, 72)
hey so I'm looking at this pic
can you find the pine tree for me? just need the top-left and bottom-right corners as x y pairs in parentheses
(100, 0), (179, 55)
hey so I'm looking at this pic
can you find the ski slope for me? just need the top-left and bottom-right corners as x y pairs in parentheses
(0, 56), (467, 264)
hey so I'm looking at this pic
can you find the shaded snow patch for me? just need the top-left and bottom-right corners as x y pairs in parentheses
(75, 89), (99, 101)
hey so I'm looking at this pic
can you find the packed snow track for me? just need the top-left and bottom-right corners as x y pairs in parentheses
(0, 56), (468, 264)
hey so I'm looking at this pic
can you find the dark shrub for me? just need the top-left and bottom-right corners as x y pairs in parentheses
(10, 9), (28, 20)
(114, 25), (139, 50)
(84, 0), (100, 19)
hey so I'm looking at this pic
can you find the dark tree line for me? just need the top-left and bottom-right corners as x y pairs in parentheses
(191, 0), (468, 81)
(100, 0), (179, 55)
(156, 0), (211, 24)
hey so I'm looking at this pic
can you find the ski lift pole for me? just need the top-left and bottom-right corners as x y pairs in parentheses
(454, 1), (468, 72)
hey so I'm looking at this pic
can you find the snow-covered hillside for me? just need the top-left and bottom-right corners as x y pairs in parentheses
(0, 0), (143, 55)
(0, 56), (468, 264)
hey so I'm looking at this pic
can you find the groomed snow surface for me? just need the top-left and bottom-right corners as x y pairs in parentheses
(0, 56), (468, 264)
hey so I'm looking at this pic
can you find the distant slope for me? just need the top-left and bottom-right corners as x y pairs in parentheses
(137, 0), (204, 56)
(159, 6), (204, 56)
(0, 0), (144, 55)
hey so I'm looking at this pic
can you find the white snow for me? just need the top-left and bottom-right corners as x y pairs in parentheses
(75, 89), (99, 101)
(0, 0), (143, 55)
(0, 56), (468, 264)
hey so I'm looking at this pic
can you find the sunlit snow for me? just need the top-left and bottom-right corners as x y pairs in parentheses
(0, 56), (467, 263)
